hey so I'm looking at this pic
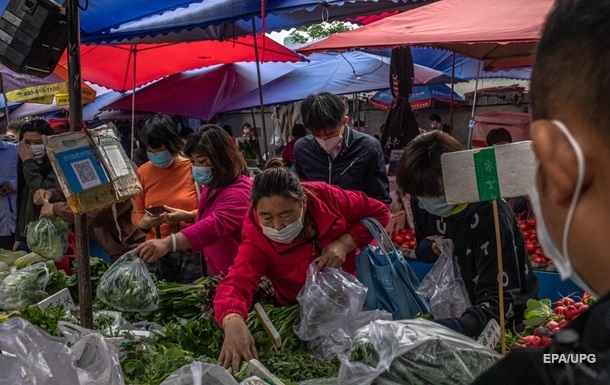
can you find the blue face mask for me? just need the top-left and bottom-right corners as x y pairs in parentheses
(192, 165), (213, 185)
(147, 150), (174, 168)
(417, 195), (456, 217)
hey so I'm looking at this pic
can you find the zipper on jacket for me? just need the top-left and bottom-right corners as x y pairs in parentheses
(340, 156), (360, 176)
(327, 156), (333, 184)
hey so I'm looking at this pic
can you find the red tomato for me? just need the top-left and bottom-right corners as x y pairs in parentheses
(525, 243), (536, 254)
(398, 228), (408, 235)
(393, 235), (405, 244)
(401, 242), (410, 249)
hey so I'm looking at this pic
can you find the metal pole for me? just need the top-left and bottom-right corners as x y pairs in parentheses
(130, 45), (137, 160)
(466, 61), (483, 149)
(449, 52), (456, 129)
(251, 20), (269, 159)
(66, 0), (92, 328)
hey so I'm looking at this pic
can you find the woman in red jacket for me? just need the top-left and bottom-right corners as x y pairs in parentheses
(214, 165), (390, 371)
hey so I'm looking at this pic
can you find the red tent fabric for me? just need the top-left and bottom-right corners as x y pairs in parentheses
(59, 35), (302, 91)
(298, 0), (554, 69)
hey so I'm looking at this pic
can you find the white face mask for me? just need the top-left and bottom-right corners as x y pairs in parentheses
(30, 144), (46, 159)
(261, 206), (304, 244)
(315, 129), (343, 156)
(528, 120), (596, 296)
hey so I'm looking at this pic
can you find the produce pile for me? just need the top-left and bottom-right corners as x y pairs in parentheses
(519, 217), (554, 268)
(390, 228), (417, 251)
(0, 255), (339, 385)
(505, 294), (594, 349)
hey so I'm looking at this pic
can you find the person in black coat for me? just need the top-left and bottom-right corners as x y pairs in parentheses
(396, 131), (538, 337)
(473, 1), (610, 384)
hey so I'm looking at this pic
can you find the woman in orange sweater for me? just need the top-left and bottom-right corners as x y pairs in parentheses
(132, 114), (199, 282)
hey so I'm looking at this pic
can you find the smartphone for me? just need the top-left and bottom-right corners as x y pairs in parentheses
(145, 206), (167, 217)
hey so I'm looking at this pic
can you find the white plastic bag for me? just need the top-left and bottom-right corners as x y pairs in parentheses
(416, 238), (470, 319)
(26, 217), (68, 262)
(159, 361), (238, 385)
(96, 251), (158, 312)
(339, 319), (502, 385)
(293, 262), (367, 341)
(0, 261), (49, 310)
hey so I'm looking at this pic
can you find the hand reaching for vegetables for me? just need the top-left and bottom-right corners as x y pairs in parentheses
(316, 233), (356, 269)
(219, 315), (258, 372)
(135, 238), (172, 263)
(163, 205), (195, 225)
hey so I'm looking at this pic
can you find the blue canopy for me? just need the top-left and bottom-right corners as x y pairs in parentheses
(0, 0), (432, 43)
(370, 84), (464, 111)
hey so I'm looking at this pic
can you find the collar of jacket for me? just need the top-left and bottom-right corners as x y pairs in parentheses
(251, 184), (338, 253)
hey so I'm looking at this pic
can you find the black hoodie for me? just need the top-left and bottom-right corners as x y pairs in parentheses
(411, 197), (539, 337)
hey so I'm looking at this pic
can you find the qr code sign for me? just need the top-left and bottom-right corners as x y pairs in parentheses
(71, 159), (102, 189)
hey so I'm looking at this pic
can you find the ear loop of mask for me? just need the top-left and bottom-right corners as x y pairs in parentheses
(551, 120), (585, 264)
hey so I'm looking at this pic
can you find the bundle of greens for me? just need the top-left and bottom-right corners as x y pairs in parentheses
(96, 252), (159, 312)
(26, 217), (68, 262)
(0, 262), (50, 310)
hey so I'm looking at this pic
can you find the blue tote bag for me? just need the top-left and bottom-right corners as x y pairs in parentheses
(355, 218), (430, 320)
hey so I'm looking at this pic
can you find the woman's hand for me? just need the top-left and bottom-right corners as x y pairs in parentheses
(163, 205), (195, 225)
(426, 235), (443, 256)
(218, 316), (257, 372)
(316, 240), (349, 269)
(18, 140), (33, 161)
(135, 238), (172, 263)
(33, 189), (51, 205)
(138, 212), (166, 231)
(39, 202), (55, 218)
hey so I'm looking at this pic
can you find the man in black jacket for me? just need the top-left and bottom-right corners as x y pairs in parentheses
(294, 92), (391, 205)
(396, 131), (538, 337)
(473, 1), (610, 384)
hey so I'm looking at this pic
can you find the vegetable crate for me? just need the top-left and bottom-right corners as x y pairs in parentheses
(55, 231), (76, 276)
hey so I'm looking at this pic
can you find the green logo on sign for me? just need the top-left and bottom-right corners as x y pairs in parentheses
(473, 147), (500, 201)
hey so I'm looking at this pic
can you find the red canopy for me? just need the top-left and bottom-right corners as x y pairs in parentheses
(59, 35), (302, 91)
(298, 0), (554, 69)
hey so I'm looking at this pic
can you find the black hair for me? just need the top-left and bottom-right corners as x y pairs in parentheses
(486, 127), (513, 145)
(291, 123), (306, 138)
(429, 114), (441, 123)
(395, 131), (465, 196)
(530, 0), (610, 140)
(301, 92), (347, 134)
(19, 119), (54, 140)
(252, 166), (304, 208)
(183, 124), (247, 189)
(222, 124), (234, 137)
(139, 114), (183, 154)
(179, 126), (194, 139)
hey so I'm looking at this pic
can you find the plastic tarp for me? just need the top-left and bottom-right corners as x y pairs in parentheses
(101, 51), (456, 120)
(81, 0), (435, 44)
(370, 84), (464, 111)
(57, 35), (303, 92)
(298, 0), (554, 69)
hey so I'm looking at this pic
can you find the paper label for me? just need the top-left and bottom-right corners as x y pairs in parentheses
(477, 318), (501, 350)
(35, 288), (75, 311)
(104, 144), (130, 177)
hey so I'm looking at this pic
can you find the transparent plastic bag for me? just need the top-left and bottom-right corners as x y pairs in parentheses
(159, 361), (238, 385)
(293, 262), (367, 341)
(416, 238), (470, 320)
(26, 217), (68, 262)
(339, 319), (502, 385)
(94, 310), (132, 336)
(239, 377), (268, 385)
(308, 310), (392, 361)
(0, 261), (49, 310)
(0, 317), (124, 385)
(96, 251), (158, 312)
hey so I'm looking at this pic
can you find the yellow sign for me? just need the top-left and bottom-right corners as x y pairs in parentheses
(5, 82), (97, 104)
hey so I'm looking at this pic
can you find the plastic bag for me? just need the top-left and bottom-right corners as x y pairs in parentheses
(26, 217), (68, 262)
(96, 251), (159, 312)
(159, 361), (238, 385)
(416, 238), (470, 320)
(0, 261), (49, 310)
(293, 262), (367, 341)
(93, 310), (132, 336)
(0, 317), (124, 385)
(339, 319), (502, 385)
(308, 310), (392, 361)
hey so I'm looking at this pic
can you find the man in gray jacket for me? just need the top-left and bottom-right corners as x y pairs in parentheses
(294, 92), (391, 205)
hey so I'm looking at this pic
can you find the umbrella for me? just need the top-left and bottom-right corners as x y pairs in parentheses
(370, 84), (464, 111)
(84, 0), (436, 44)
(298, 0), (553, 70)
(60, 35), (303, 91)
(101, 51), (460, 120)
(102, 62), (298, 121)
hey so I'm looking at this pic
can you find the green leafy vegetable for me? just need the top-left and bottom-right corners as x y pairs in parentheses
(0, 262), (50, 310)
(26, 218), (68, 262)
